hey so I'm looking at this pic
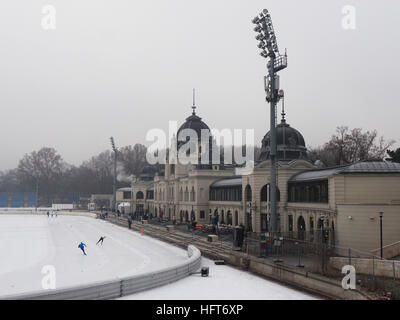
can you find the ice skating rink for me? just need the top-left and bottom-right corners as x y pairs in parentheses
(0, 214), (188, 296)
(0, 214), (316, 300)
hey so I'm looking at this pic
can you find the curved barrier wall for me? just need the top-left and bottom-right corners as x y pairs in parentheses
(2, 245), (201, 300)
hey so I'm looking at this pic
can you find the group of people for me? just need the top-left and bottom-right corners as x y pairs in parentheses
(78, 236), (106, 255)
(46, 211), (58, 218)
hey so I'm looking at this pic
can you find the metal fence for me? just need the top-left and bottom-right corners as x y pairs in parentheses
(107, 215), (400, 300)
(240, 233), (400, 300)
(1, 245), (201, 300)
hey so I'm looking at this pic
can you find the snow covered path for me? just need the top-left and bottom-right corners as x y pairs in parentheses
(0, 214), (188, 296)
(120, 257), (317, 300)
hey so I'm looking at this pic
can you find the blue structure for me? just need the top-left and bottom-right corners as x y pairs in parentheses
(0, 192), (37, 208)
(0, 193), (8, 207)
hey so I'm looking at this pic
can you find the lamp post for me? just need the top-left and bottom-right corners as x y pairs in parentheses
(110, 137), (118, 213)
(35, 175), (39, 211)
(379, 211), (384, 259)
(252, 9), (287, 235)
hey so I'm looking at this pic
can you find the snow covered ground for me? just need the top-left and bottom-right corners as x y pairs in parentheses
(0, 214), (188, 297)
(0, 214), (316, 299)
(120, 257), (317, 300)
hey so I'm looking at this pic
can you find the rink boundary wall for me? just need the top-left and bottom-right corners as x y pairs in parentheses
(1, 245), (201, 300)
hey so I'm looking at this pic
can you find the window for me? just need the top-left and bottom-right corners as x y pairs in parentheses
(245, 185), (252, 202)
(123, 191), (132, 200)
(260, 185), (268, 202)
(200, 210), (205, 219)
(136, 191), (144, 200)
(288, 180), (328, 203)
(288, 215), (293, 232)
(146, 190), (154, 199)
(209, 186), (242, 201)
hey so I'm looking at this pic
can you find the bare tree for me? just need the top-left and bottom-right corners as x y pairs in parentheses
(308, 126), (395, 167)
(118, 144), (148, 177)
(17, 147), (64, 204)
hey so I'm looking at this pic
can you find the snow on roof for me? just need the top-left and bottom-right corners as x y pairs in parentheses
(210, 177), (242, 188)
(290, 161), (400, 182)
(117, 187), (132, 192)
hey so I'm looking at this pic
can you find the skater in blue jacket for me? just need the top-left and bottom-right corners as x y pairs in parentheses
(78, 242), (87, 255)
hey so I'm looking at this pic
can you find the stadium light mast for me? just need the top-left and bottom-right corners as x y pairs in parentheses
(35, 176), (39, 211)
(110, 137), (118, 213)
(252, 9), (287, 234)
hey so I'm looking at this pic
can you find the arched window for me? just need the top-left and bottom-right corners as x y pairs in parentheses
(245, 185), (252, 202)
(179, 188), (183, 201)
(260, 185), (268, 202)
(184, 187), (189, 202)
(227, 210), (232, 225)
(190, 187), (195, 202)
(267, 184), (280, 202)
(234, 210), (239, 226)
(136, 191), (144, 200)
(297, 216), (306, 240)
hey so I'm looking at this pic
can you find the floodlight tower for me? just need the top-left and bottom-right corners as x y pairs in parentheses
(252, 9), (287, 233)
(110, 137), (118, 212)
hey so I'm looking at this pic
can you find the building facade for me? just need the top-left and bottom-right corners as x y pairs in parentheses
(128, 106), (400, 252)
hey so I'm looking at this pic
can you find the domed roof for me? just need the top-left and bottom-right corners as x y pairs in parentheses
(176, 100), (213, 169)
(259, 115), (308, 162)
(177, 108), (210, 138)
(139, 165), (156, 181)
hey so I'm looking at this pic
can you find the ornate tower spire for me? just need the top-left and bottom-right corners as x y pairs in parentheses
(191, 88), (196, 115)
(281, 93), (286, 123)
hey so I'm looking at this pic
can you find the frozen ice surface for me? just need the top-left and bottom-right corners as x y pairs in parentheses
(0, 214), (187, 296)
(0, 214), (316, 299)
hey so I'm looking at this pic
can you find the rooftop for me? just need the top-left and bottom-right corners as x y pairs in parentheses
(289, 161), (400, 182)
(210, 177), (242, 188)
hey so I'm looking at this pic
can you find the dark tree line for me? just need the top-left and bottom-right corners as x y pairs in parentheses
(0, 144), (149, 206)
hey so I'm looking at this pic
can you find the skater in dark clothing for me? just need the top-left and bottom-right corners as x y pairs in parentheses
(47, 211), (50, 217)
(78, 242), (87, 255)
(128, 218), (132, 229)
(96, 236), (106, 245)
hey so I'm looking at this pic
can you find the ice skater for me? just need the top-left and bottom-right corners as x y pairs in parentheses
(78, 242), (87, 255)
(96, 236), (106, 245)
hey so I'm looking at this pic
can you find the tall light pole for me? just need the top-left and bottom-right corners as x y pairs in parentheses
(35, 175), (39, 211)
(110, 137), (118, 213)
(252, 9), (287, 234)
(379, 211), (384, 259)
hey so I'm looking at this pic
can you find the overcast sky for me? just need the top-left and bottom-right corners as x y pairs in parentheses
(0, 0), (399, 170)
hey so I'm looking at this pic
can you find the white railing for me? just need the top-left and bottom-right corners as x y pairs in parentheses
(1, 245), (201, 300)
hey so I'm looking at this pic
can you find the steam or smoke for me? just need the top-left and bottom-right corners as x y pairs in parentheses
(116, 161), (135, 183)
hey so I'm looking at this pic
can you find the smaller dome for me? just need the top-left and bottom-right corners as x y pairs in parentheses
(139, 165), (156, 181)
(259, 117), (308, 161)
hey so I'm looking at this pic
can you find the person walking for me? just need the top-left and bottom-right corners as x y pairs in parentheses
(78, 242), (87, 255)
(128, 218), (132, 229)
